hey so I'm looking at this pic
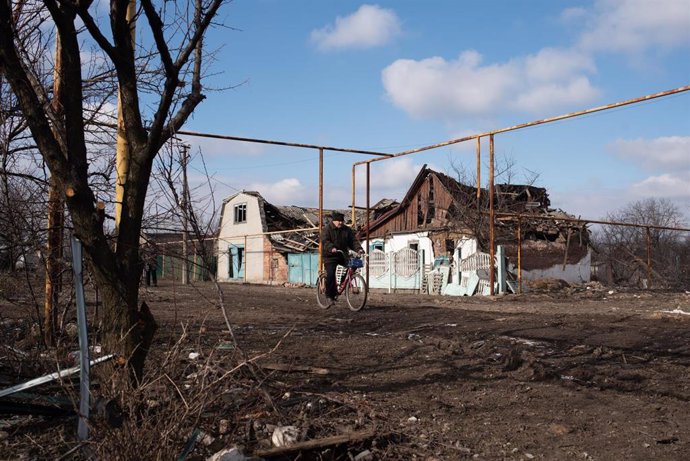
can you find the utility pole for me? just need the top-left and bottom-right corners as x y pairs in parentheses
(181, 144), (189, 285)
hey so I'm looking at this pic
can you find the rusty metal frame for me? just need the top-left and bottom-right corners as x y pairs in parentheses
(351, 85), (690, 294)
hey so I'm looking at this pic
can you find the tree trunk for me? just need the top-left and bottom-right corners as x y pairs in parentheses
(92, 255), (157, 383)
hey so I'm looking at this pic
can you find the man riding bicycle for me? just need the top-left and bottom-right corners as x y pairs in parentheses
(321, 211), (364, 307)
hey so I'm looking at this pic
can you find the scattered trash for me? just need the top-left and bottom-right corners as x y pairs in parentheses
(659, 309), (690, 316)
(218, 419), (229, 435)
(607, 290), (615, 295)
(271, 425), (299, 447)
(407, 333), (422, 341)
(470, 340), (485, 349)
(188, 352), (201, 360)
(407, 416), (418, 422)
(216, 342), (235, 351)
(206, 447), (252, 461)
(354, 449), (374, 461)
(656, 437), (679, 444)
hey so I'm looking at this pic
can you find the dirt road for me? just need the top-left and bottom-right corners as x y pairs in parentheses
(1, 281), (689, 460)
(143, 282), (690, 460)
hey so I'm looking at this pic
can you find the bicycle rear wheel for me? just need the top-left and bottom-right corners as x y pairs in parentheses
(345, 273), (367, 311)
(315, 273), (331, 309)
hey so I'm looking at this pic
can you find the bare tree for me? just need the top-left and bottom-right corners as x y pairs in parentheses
(446, 153), (547, 250)
(595, 198), (688, 288)
(0, 0), (226, 381)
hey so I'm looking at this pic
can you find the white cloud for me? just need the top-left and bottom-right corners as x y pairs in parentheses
(311, 4), (401, 51)
(560, 7), (587, 23)
(247, 178), (309, 204)
(578, 0), (690, 54)
(629, 172), (690, 199)
(609, 136), (690, 170)
(371, 158), (425, 189)
(381, 48), (600, 119)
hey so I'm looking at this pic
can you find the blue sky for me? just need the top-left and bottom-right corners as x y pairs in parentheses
(177, 0), (690, 221)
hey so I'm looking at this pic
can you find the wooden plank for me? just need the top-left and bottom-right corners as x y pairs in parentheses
(253, 429), (377, 457)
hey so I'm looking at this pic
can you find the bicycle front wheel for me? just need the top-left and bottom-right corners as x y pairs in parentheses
(345, 273), (367, 311)
(315, 273), (331, 309)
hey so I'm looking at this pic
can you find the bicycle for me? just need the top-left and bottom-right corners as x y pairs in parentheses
(316, 250), (368, 311)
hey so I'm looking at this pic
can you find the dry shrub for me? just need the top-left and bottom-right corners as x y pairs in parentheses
(88, 327), (257, 460)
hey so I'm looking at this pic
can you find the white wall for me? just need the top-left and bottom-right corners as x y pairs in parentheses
(365, 232), (434, 265)
(507, 250), (592, 284)
(217, 193), (265, 282)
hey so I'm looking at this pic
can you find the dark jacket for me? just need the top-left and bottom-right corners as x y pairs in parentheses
(320, 222), (363, 263)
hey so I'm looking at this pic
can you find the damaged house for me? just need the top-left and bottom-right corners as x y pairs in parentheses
(360, 166), (591, 294)
(216, 191), (370, 286)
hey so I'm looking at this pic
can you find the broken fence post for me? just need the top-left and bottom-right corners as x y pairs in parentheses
(71, 236), (90, 442)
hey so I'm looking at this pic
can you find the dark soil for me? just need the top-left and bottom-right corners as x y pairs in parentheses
(1, 279), (689, 460)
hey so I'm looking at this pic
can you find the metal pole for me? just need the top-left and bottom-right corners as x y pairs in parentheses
(491, 211), (690, 233)
(476, 136), (481, 200)
(366, 163), (371, 288)
(70, 237), (89, 442)
(646, 227), (652, 288)
(517, 217), (522, 294)
(489, 134), (495, 295)
(181, 144), (189, 285)
(173, 130), (393, 157)
(354, 85), (690, 167)
(318, 148), (323, 271)
(351, 164), (356, 226)
(244, 235), (247, 283)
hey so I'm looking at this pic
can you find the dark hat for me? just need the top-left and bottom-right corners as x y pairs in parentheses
(330, 211), (345, 221)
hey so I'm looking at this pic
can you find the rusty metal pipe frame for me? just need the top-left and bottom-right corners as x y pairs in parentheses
(319, 148), (324, 271)
(351, 164), (356, 225)
(366, 163), (371, 287)
(354, 85), (690, 167)
(491, 212), (690, 233)
(646, 227), (652, 286)
(493, 212), (690, 292)
(489, 135), (495, 295)
(175, 129), (394, 157)
(517, 218), (522, 294)
(476, 137), (481, 201)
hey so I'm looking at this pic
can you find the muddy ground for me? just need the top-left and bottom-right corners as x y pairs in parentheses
(1, 279), (689, 460)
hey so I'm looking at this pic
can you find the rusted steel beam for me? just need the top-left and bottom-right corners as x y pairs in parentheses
(489, 134), (495, 296)
(354, 85), (690, 166)
(646, 227), (652, 288)
(366, 163), (371, 287)
(318, 148), (324, 271)
(475, 136), (482, 201)
(517, 217), (522, 294)
(351, 164), (356, 226)
(176, 129), (393, 157)
(492, 212), (690, 233)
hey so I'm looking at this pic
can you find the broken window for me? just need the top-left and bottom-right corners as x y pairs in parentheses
(427, 179), (435, 224)
(234, 203), (247, 224)
(409, 242), (419, 252)
(445, 239), (455, 255)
